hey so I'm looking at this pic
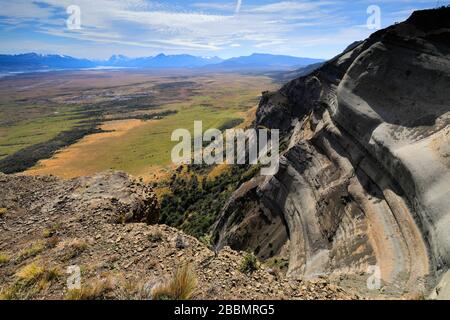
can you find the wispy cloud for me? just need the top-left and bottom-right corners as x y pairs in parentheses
(0, 0), (447, 59)
(247, 1), (328, 13)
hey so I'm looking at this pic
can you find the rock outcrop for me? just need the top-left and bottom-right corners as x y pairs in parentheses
(213, 8), (450, 297)
(0, 171), (160, 225)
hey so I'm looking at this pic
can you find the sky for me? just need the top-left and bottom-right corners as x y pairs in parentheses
(0, 0), (448, 60)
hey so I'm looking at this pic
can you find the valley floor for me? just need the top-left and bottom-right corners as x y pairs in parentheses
(0, 70), (277, 181)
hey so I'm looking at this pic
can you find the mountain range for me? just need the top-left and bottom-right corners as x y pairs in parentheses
(0, 52), (324, 73)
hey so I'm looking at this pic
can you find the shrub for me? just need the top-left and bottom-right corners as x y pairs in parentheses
(152, 264), (198, 300)
(240, 252), (259, 274)
(160, 165), (255, 239)
(0, 208), (7, 217)
(199, 233), (213, 249)
(147, 230), (163, 242)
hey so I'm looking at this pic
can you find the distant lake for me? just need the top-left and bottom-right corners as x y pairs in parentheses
(0, 66), (135, 78)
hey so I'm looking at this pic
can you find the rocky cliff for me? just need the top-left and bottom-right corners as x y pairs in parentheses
(213, 8), (450, 298)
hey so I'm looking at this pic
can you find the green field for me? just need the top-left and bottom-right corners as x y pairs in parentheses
(0, 71), (278, 180)
(0, 106), (84, 159)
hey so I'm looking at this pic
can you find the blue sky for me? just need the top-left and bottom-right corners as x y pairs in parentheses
(0, 0), (448, 59)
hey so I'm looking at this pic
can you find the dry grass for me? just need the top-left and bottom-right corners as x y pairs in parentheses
(0, 261), (61, 300)
(62, 238), (88, 261)
(18, 240), (46, 261)
(0, 252), (10, 265)
(114, 276), (148, 300)
(46, 236), (60, 249)
(65, 273), (148, 300)
(16, 261), (60, 284)
(147, 230), (163, 242)
(65, 277), (114, 300)
(71, 239), (89, 250)
(404, 292), (427, 300)
(151, 264), (198, 300)
(0, 208), (7, 217)
(42, 223), (61, 238)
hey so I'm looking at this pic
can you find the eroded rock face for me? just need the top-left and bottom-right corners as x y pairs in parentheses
(214, 8), (450, 296)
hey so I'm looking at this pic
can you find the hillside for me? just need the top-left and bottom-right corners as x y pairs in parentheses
(0, 172), (358, 300)
(213, 7), (450, 299)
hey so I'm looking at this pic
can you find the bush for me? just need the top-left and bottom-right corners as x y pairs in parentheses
(240, 252), (259, 274)
(148, 230), (163, 242)
(160, 164), (256, 239)
(152, 264), (198, 300)
(199, 234), (213, 249)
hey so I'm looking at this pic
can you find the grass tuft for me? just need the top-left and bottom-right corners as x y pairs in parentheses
(16, 261), (61, 286)
(151, 264), (198, 300)
(240, 252), (259, 274)
(42, 223), (61, 238)
(0, 261), (61, 300)
(65, 277), (114, 300)
(0, 208), (7, 217)
(62, 239), (88, 261)
(0, 252), (10, 265)
(147, 230), (163, 242)
(18, 240), (46, 261)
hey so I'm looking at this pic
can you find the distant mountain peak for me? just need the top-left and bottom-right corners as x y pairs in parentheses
(0, 52), (323, 72)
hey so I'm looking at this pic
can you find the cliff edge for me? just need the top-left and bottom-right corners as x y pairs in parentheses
(213, 7), (450, 298)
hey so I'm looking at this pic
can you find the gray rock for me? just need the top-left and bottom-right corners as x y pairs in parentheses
(175, 234), (189, 249)
(213, 8), (450, 297)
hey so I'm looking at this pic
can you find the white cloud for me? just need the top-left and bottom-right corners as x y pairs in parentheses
(2, 0), (436, 58)
(248, 1), (325, 13)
